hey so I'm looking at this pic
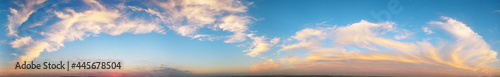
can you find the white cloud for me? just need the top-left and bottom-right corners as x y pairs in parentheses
(423, 27), (433, 34)
(218, 15), (252, 43)
(145, 0), (276, 57)
(7, 0), (47, 36)
(10, 36), (33, 48)
(429, 16), (476, 39)
(105, 19), (165, 35)
(151, 0), (253, 42)
(4, 1), (274, 68)
(253, 17), (500, 76)
(270, 37), (280, 45)
(293, 28), (325, 41)
(394, 33), (410, 40)
(83, 0), (106, 10)
(124, 0), (257, 43)
(224, 32), (248, 43)
(244, 36), (280, 57)
(9, 0), (165, 63)
(428, 16), (499, 72)
(279, 28), (326, 52)
(245, 34), (277, 57)
(6, 0), (274, 69)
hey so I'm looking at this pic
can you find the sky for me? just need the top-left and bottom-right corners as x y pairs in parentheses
(0, 0), (500, 76)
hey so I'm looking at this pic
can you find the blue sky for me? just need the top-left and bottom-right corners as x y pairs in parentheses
(1, 0), (500, 76)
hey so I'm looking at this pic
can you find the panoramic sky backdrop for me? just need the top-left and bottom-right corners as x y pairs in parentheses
(1, 0), (500, 76)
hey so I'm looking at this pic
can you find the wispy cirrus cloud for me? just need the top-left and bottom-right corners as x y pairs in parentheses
(7, 0), (46, 36)
(5, 0), (275, 75)
(4, 1), (166, 75)
(423, 27), (433, 34)
(245, 34), (280, 57)
(147, 0), (252, 42)
(6, 0), (498, 76)
(252, 17), (500, 76)
(122, 0), (277, 57)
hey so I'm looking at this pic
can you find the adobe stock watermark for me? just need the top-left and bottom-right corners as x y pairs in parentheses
(14, 58), (123, 71)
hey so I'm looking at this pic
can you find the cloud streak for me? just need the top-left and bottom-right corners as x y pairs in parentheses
(253, 17), (500, 76)
(5, 0), (276, 75)
(149, 0), (252, 41)
(245, 34), (280, 57)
